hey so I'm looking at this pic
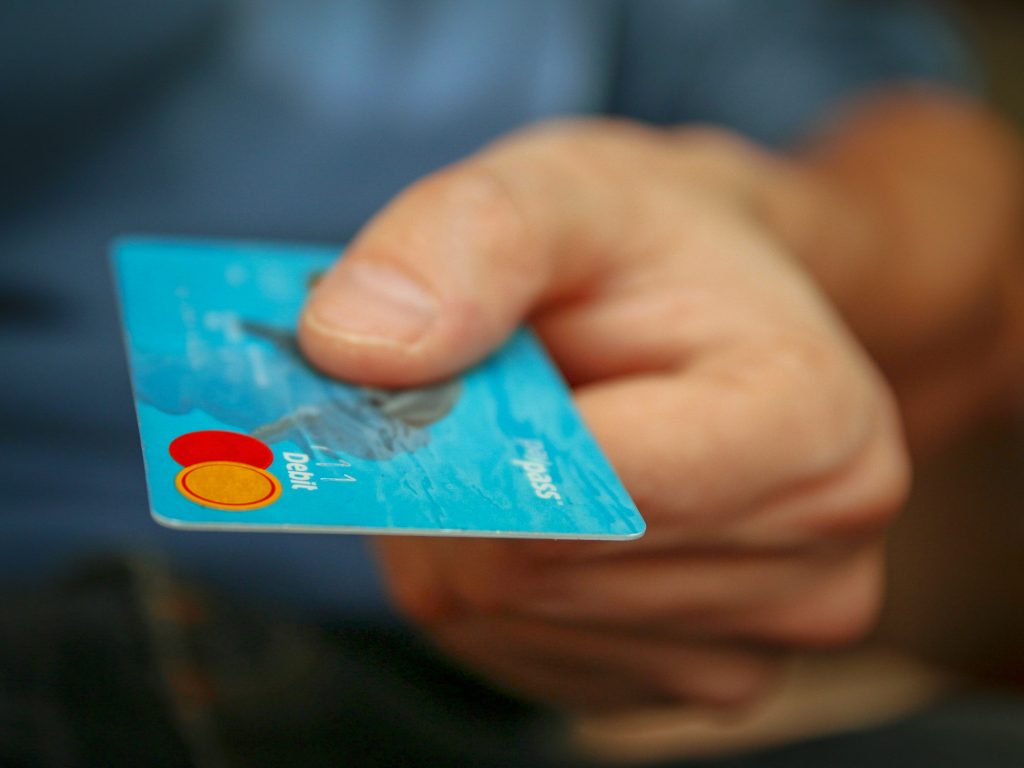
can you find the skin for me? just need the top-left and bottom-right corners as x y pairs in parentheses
(297, 88), (1024, 714)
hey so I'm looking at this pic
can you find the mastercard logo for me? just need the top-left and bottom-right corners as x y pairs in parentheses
(170, 430), (282, 511)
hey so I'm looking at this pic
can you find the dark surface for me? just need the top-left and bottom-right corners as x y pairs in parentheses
(2, 559), (1024, 768)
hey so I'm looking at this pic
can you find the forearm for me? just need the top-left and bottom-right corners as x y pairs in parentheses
(756, 88), (1024, 450)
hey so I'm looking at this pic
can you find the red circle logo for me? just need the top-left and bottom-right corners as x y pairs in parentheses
(169, 430), (274, 469)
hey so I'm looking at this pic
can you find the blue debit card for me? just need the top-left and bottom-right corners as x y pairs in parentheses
(112, 237), (645, 540)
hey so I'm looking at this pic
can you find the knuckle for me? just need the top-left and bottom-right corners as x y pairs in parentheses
(848, 438), (911, 536)
(509, 116), (652, 156)
(782, 339), (867, 449)
(799, 398), (912, 542)
(866, 399), (913, 510)
(733, 333), (871, 472)
(701, 663), (780, 710)
(443, 543), (525, 616)
(455, 588), (505, 616)
(660, 656), (780, 710)
(761, 332), (891, 484)
(443, 571), (506, 617)
(376, 540), (516, 623)
(668, 125), (765, 188)
(395, 162), (547, 339)
(441, 163), (550, 288)
(495, 117), (661, 188)
(412, 164), (532, 253)
(375, 545), (451, 625)
(358, 161), (536, 297)
(768, 552), (885, 649)
(384, 569), (445, 625)
(801, 601), (878, 648)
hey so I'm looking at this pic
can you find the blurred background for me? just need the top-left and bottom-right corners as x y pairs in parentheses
(0, 1), (1022, 766)
(960, 0), (1024, 126)
(877, 0), (1024, 681)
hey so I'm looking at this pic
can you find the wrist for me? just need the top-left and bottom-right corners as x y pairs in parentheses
(747, 152), (886, 345)
(756, 90), (1024, 449)
(663, 126), (886, 327)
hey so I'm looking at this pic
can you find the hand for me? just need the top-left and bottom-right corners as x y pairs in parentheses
(298, 120), (910, 712)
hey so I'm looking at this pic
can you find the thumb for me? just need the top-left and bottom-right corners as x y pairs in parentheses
(298, 131), (629, 387)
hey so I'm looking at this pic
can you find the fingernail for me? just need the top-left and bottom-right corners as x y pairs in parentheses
(306, 262), (439, 346)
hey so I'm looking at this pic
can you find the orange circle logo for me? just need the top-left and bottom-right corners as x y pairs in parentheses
(176, 461), (282, 510)
(170, 431), (281, 511)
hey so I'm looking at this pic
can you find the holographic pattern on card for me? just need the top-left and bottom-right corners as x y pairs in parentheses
(113, 237), (644, 539)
